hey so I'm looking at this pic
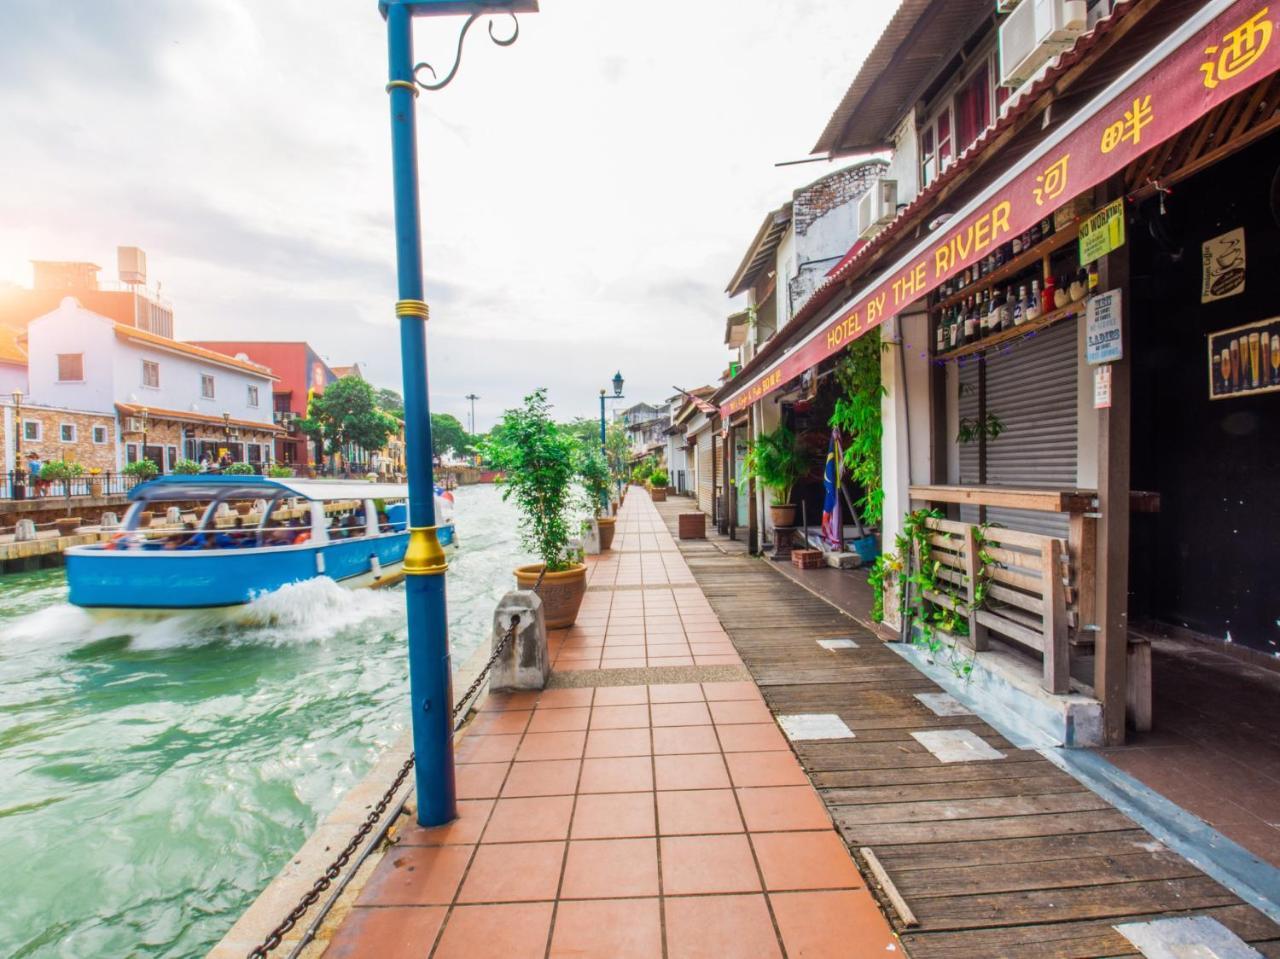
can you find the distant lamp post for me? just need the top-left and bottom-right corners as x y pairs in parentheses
(600, 372), (624, 509)
(380, 0), (538, 828)
(11, 389), (24, 498)
(222, 411), (232, 459)
(139, 407), (150, 468)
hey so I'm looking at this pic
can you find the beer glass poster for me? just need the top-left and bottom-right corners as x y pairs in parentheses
(1208, 317), (1280, 400)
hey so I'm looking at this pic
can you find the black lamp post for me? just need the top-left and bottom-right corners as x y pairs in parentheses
(11, 389), (23, 499)
(222, 411), (232, 462)
(599, 372), (624, 508)
(139, 407), (150, 468)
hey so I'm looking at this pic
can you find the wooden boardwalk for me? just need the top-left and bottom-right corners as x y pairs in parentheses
(655, 499), (1280, 959)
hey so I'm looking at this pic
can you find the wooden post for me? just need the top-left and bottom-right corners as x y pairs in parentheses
(1067, 512), (1097, 632)
(1042, 538), (1069, 694)
(1094, 176), (1131, 744)
(962, 524), (989, 651)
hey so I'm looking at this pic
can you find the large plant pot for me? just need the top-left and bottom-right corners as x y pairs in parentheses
(515, 563), (588, 629)
(650, 487), (667, 502)
(770, 504), (797, 527)
(137, 511), (154, 529)
(54, 518), (83, 536)
(597, 516), (616, 551)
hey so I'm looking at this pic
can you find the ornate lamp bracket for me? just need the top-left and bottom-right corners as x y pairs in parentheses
(413, 9), (520, 92)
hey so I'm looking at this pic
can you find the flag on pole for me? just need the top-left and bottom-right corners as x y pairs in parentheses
(821, 427), (842, 549)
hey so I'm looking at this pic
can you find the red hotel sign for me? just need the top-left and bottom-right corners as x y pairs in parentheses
(721, 0), (1278, 417)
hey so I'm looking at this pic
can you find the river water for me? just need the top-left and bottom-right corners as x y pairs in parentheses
(0, 484), (525, 958)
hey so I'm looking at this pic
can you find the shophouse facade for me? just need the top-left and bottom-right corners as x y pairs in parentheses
(25, 298), (280, 470)
(712, 0), (1280, 756)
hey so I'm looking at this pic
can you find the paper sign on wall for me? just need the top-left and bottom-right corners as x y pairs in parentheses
(1078, 199), (1126, 265)
(1093, 365), (1113, 409)
(1085, 289), (1123, 364)
(1201, 228), (1245, 303)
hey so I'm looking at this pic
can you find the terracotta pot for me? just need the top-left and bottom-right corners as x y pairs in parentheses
(90, 480), (104, 497)
(515, 563), (588, 629)
(770, 504), (797, 527)
(54, 518), (83, 536)
(650, 487), (667, 502)
(137, 511), (154, 528)
(597, 516), (616, 551)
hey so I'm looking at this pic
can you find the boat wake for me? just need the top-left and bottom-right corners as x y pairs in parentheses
(2, 577), (406, 653)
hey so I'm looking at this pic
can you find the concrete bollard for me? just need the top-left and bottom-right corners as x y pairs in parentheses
(489, 590), (550, 691)
(165, 507), (182, 525)
(15, 519), (37, 542)
(100, 512), (120, 529)
(583, 519), (601, 556)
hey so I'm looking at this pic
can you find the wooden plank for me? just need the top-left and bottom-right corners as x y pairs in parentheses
(985, 544), (1044, 571)
(1069, 511), (1098, 633)
(926, 517), (970, 536)
(988, 564), (1045, 593)
(831, 792), (1111, 827)
(909, 484), (1095, 513)
(872, 830), (1155, 870)
(890, 851), (1201, 899)
(976, 609), (1046, 651)
(819, 774), (1084, 806)
(861, 846), (919, 928)
(963, 523), (988, 650)
(838, 809), (1141, 846)
(986, 582), (1046, 615)
(983, 526), (1058, 550)
(1043, 537), (1069, 694)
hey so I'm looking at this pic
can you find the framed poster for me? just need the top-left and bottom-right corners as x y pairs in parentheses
(1208, 316), (1280, 400)
(1201, 228), (1245, 304)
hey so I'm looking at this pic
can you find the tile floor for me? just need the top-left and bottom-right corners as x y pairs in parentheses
(324, 492), (901, 959)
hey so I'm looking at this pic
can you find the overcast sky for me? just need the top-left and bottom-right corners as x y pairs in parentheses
(0, 0), (893, 431)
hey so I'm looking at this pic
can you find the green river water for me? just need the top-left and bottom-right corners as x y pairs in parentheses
(0, 484), (523, 958)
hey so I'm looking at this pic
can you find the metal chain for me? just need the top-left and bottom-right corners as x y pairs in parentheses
(246, 568), (547, 959)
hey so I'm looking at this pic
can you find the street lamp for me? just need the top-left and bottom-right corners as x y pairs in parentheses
(381, 0), (537, 828)
(600, 372), (624, 510)
(11, 389), (23, 499)
(139, 406), (149, 468)
(222, 411), (232, 461)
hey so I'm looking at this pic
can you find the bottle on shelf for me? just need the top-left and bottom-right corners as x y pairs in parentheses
(963, 296), (977, 344)
(1070, 268), (1087, 302)
(1011, 234), (1023, 257)
(1027, 279), (1041, 321)
(1040, 216), (1054, 240)
(1042, 274), (1057, 313)
(948, 306), (960, 349)
(1030, 220), (1043, 246)
(1013, 284), (1028, 326)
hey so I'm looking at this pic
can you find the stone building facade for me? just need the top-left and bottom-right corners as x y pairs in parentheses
(3, 402), (120, 475)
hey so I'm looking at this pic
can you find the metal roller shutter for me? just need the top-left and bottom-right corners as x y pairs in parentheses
(697, 430), (714, 515)
(957, 319), (1078, 537)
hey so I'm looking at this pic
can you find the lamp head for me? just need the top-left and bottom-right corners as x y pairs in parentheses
(10, 388), (21, 406)
(380, 0), (538, 18)
(612, 371), (624, 397)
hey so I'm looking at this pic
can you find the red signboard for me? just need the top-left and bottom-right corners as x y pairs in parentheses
(721, 0), (1278, 416)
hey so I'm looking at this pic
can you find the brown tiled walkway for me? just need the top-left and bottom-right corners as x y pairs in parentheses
(319, 489), (901, 959)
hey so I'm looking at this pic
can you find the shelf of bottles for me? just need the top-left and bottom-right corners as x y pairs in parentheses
(931, 214), (1101, 361)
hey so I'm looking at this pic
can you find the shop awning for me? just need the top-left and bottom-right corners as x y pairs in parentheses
(720, 0), (1279, 417)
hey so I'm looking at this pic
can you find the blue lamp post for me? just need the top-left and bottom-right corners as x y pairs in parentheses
(599, 371), (624, 509)
(380, 0), (537, 827)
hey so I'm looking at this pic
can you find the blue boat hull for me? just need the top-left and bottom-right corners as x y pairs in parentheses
(65, 532), (412, 610)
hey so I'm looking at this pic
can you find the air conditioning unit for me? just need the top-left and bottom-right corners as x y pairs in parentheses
(857, 178), (899, 239)
(125, 417), (145, 433)
(1000, 0), (1088, 88)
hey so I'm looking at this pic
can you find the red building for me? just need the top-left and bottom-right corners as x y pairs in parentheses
(186, 341), (336, 467)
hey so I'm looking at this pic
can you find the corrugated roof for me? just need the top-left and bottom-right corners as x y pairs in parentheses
(813, 0), (995, 156)
(726, 204), (792, 297)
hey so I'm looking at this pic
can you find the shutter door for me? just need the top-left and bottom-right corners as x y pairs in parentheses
(957, 319), (1078, 537)
(697, 431), (714, 514)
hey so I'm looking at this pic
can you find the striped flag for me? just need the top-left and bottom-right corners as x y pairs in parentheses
(821, 427), (842, 549)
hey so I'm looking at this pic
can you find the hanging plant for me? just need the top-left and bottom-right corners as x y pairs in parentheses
(829, 331), (886, 526)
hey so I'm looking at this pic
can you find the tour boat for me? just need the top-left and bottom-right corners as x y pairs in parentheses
(64, 476), (456, 611)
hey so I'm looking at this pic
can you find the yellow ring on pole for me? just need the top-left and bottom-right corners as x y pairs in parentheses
(404, 526), (448, 576)
(396, 299), (430, 320)
(385, 80), (420, 97)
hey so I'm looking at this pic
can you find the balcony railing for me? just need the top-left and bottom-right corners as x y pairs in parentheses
(2, 472), (141, 501)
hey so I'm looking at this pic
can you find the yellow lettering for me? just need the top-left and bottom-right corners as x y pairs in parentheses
(935, 244), (952, 280)
(990, 200), (1011, 240)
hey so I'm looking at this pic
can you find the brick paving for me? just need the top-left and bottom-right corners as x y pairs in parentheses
(321, 489), (902, 959)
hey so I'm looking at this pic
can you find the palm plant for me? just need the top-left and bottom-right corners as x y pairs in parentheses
(741, 425), (805, 506)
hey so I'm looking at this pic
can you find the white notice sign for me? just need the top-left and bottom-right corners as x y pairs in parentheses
(1086, 288), (1123, 365)
(1094, 364), (1113, 409)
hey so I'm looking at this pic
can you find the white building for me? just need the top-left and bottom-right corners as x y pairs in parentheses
(24, 297), (281, 470)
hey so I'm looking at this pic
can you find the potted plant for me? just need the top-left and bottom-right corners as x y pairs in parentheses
(225, 461), (257, 475)
(742, 425), (806, 528)
(172, 459), (201, 475)
(87, 467), (105, 497)
(482, 389), (588, 628)
(649, 468), (669, 502)
(267, 464), (294, 478)
(579, 447), (616, 550)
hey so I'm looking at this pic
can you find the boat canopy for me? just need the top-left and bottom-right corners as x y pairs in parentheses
(126, 475), (410, 503)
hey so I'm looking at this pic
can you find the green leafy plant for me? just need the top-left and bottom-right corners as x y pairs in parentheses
(171, 459), (201, 475)
(957, 411), (1006, 445)
(297, 375), (399, 463)
(430, 412), (470, 461)
(267, 464), (293, 478)
(579, 447), (612, 517)
(40, 460), (86, 515)
(481, 388), (582, 572)
(224, 462), (256, 475)
(829, 332), (886, 526)
(649, 468), (669, 488)
(631, 457), (656, 485)
(871, 508), (996, 683)
(740, 425), (805, 506)
(123, 459), (159, 481)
